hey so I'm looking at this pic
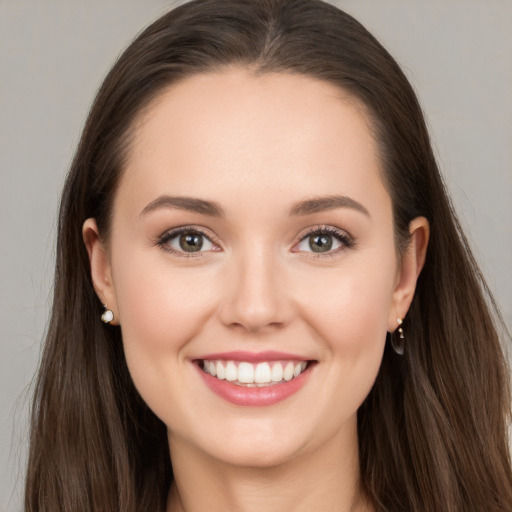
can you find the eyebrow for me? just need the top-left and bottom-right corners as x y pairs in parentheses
(141, 195), (225, 217)
(140, 194), (370, 218)
(288, 195), (370, 217)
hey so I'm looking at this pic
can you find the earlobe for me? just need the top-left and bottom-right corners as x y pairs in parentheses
(388, 216), (430, 331)
(82, 218), (119, 324)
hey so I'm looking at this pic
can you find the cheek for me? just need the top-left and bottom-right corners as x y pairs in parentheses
(110, 247), (218, 403)
(296, 250), (396, 401)
(112, 238), (218, 339)
(301, 258), (395, 351)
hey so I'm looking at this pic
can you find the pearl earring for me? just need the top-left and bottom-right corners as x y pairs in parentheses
(391, 317), (405, 355)
(101, 305), (114, 324)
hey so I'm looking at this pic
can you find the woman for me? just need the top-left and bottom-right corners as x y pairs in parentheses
(24, 0), (512, 511)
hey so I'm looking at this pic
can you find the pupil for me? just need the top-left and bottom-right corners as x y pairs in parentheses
(180, 233), (203, 252)
(310, 234), (332, 253)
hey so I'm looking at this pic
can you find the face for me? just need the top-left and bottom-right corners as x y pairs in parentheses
(85, 69), (425, 468)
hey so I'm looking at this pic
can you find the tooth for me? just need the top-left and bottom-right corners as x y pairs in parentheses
(216, 361), (225, 379)
(283, 362), (294, 381)
(254, 362), (271, 384)
(205, 359), (307, 384)
(238, 362), (255, 383)
(271, 363), (283, 382)
(225, 361), (237, 381)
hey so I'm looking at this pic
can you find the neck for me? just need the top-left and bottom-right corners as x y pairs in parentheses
(166, 419), (373, 512)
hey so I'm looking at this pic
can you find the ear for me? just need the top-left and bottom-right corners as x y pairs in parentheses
(82, 218), (119, 324)
(387, 216), (430, 332)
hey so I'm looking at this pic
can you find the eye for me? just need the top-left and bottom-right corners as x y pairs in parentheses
(157, 227), (219, 257)
(294, 226), (353, 256)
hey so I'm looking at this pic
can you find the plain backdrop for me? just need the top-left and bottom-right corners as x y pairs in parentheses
(1, 1), (511, 510)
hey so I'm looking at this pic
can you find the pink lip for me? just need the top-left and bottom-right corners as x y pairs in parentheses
(194, 361), (314, 406)
(194, 350), (309, 363)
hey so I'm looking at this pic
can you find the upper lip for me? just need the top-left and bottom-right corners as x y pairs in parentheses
(194, 351), (312, 363)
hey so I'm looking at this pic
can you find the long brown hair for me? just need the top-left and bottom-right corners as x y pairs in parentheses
(25, 1), (512, 510)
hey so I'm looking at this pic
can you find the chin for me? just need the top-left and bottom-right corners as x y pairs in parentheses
(181, 419), (308, 469)
(209, 439), (301, 469)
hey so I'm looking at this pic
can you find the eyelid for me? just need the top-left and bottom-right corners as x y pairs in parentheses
(156, 225), (222, 257)
(156, 224), (354, 258)
(292, 225), (354, 257)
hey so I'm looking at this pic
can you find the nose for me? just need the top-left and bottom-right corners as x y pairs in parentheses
(217, 246), (293, 333)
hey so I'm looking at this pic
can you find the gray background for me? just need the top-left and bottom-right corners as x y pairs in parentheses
(1, 1), (511, 510)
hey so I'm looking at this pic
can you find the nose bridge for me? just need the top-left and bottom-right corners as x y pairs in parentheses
(219, 239), (290, 332)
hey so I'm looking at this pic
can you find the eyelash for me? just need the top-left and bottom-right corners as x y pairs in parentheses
(156, 225), (354, 259)
(296, 226), (354, 259)
(156, 226), (219, 258)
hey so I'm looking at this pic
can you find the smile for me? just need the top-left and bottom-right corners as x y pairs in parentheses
(194, 352), (315, 406)
(201, 360), (308, 387)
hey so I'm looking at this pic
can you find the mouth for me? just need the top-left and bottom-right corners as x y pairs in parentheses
(193, 352), (316, 406)
(198, 359), (309, 387)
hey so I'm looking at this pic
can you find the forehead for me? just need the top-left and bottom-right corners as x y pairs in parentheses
(117, 68), (389, 221)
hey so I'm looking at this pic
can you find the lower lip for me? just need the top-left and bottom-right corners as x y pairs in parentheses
(195, 363), (313, 406)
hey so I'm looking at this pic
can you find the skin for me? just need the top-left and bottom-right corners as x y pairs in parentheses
(84, 69), (429, 512)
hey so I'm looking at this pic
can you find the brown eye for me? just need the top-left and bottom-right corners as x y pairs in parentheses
(158, 228), (217, 256)
(179, 233), (204, 252)
(295, 227), (353, 256)
(308, 233), (333, 253)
